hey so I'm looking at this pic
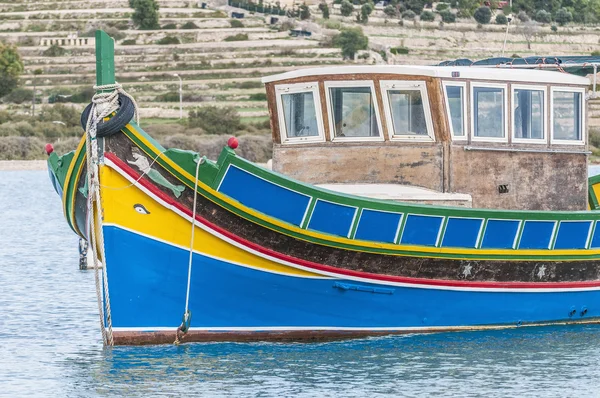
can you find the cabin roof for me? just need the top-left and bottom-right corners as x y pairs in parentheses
(261, 65), (591, 85)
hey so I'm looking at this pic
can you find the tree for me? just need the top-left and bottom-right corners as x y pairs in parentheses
(299, 3), (311, 19)
(495, 13), (507, 24)
(520, 20), (539, 49)
(420, 10), (435, 20)
(384, 4), (397, 17)
(340, 0), (354, 16)
(188, 106), (242, 135)
(555, 7), (573, 25)
(440, 10), (456, 22)
(359, 2), (374, 23)
(319, 2), (330, 18)
(0, 43), (24, 99)
(332, 27), (368, 60)
(130, 0), (160, 30)
(534, 9), (551, 23)
(473, 6), (491, 24)
(406, 0), (426, 13)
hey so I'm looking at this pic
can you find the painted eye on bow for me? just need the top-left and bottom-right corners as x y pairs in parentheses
(133, 204), (150, 215)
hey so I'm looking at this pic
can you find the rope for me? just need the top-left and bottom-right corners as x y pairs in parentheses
(85, 82), (138, 347)
(175, 156), (202, 345)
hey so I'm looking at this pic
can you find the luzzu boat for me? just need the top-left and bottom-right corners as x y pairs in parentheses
(48, 31), (600, 345)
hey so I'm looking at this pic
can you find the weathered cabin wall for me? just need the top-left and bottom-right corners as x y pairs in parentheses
(450, 148), (588, 211)
(272, 143), (444, 190)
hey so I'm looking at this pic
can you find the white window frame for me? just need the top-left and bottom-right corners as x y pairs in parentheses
(324, 80), (384, 142)
(380, 80), (435, 142)
(550, 86), (586, 146)
(511, 84), (548, 145)
(442, 81), (467, 141)
(470, 82), (509, 143)
(275, 82), (326, 145)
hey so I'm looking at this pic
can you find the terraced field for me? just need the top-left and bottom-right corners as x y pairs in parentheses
(2, 0), (600, 160)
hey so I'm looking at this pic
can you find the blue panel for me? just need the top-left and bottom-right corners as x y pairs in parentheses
(400, 215), (443, 247)
(308, 200), (356, 237)
(554, 221), (592, 249)
(354, 210), (402, 243)
(441, 218), (482, 248)
(518, 221), (556, 250)
(218, 166), (310, 226)
(481, 220), (520, 249)
(590, 223), (600, 248)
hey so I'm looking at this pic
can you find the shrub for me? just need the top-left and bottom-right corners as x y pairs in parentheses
(131, 0), (160, 30)
(319, 2), (330, 19)
(0, 136), (45, 160)
(440, 10), (456, 23)
(517, 10), (529, 22)
(188, 106), (242, 135)
(238, 81), (263, 89)
(390, 46), (409, 55)
(405, 0), (425, 14)
(162, 23), (177, 29)
(473, 6), (491, 24)
(340, 0), (354, 17)
(420, 10), (435, 21)
(551, 25), (558, 32)
(224, 33), (248, 41)
(229, 19), (244, 28)
(495, 14), (507, 24)
(359, 3), (374, 23)
(2, 88), (35, 104)
(299, 3), (311, 20)
(384, 5), (397, 18)
(248, 93), (267, 101)
(534, 9), (551, 23)
(181, 21), (199, 29)
(402, 10), (416, 19)
(555, 8), (572, 26)
(43, 44), (66, 57)
(332, 27), (368, 59)
(121, 39), (137, 45)
(436, 2), (449, 11)
(592, 50), (600, 56)
(156, 36), (180, 45)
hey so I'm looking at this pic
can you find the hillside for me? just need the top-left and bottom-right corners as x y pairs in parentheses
(1, 0), (600, 160)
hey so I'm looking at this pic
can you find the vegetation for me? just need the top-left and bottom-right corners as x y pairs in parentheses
(555, 7), (572, 26)
(473, 6), (491, 24)
(156, 36), (180, 45)
(390, 46), (410, 55)
(2, 88), (35, 104)
(229, 19), (244, 28)
(188, 106), (242, 135)
(340, 0), (354, 17)
(535, 10), (551, 23)
(384, 5), (397, 18)
(130, 0), (160, 30)
(0, 43), (24, 98)
(43, 44), (65, 57)
(299, 3), (311, 20)
(358, 3), (374, 23)
(319, 2), (330, 19)
(495, 13), (508, 24)
(440, 10), (456, 23)
(332, 27), (368, 60)
(182, 21), (199, 29)
(420, 10), (435, 21)
(224, 33), (249, 41)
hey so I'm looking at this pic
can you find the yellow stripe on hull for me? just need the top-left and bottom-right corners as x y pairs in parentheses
(99, 164), (323, 278)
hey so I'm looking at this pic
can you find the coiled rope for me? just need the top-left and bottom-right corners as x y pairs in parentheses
(85, 82), (139, 347)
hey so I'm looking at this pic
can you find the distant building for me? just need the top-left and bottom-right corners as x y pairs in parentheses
(40, 33), (94, 47)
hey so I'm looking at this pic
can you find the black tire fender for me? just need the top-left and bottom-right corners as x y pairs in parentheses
(80, 94), (135, 137)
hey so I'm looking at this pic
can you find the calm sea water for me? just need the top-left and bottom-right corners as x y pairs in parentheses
(3, 170), (600, 397)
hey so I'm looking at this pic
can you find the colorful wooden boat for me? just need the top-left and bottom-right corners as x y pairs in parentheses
(47, 31), (600, 345)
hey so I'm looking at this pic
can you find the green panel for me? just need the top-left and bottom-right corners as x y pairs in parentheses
(95, 30), (115, 87)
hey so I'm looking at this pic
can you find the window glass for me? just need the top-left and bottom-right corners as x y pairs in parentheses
(281, 92), (319, 138)
(513, 88), (544, 140)
(553, 91), (581, 141)
(473, 86), (505, 138)
(387, 89), (428, 135)
(329, 87), (380, 138)
(445, 85), (464, 137)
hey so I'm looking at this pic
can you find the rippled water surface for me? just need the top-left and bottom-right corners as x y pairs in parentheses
(3, 170), (600, 397)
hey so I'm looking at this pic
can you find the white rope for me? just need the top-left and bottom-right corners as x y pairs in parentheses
(175, 156), (202, 344)
(85, 82), (138, 347)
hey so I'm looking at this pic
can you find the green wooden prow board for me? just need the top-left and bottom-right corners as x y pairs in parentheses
(95, 30), (115, 89)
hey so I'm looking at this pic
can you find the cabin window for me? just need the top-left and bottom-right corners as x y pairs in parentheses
(275, 82), (325, 144)
(324, 81), (383, 141)
(551, 87), (584, 144)
(380, 81), (435, 141)
(512, 85), (546, 143)
(442, 81), (466, 139)
(471, 84), (507, 142)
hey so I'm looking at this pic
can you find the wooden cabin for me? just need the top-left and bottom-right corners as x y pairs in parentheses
(262, 66), (591, 211)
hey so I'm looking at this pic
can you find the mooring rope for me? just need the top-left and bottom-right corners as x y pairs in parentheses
(85, 82), (139, 347)
(175, 156), (202, 345)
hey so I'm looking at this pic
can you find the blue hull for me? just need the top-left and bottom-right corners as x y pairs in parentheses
(104, 226), (600, 335)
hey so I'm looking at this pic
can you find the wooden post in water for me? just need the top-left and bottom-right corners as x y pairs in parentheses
(95, 30), (115, 88)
